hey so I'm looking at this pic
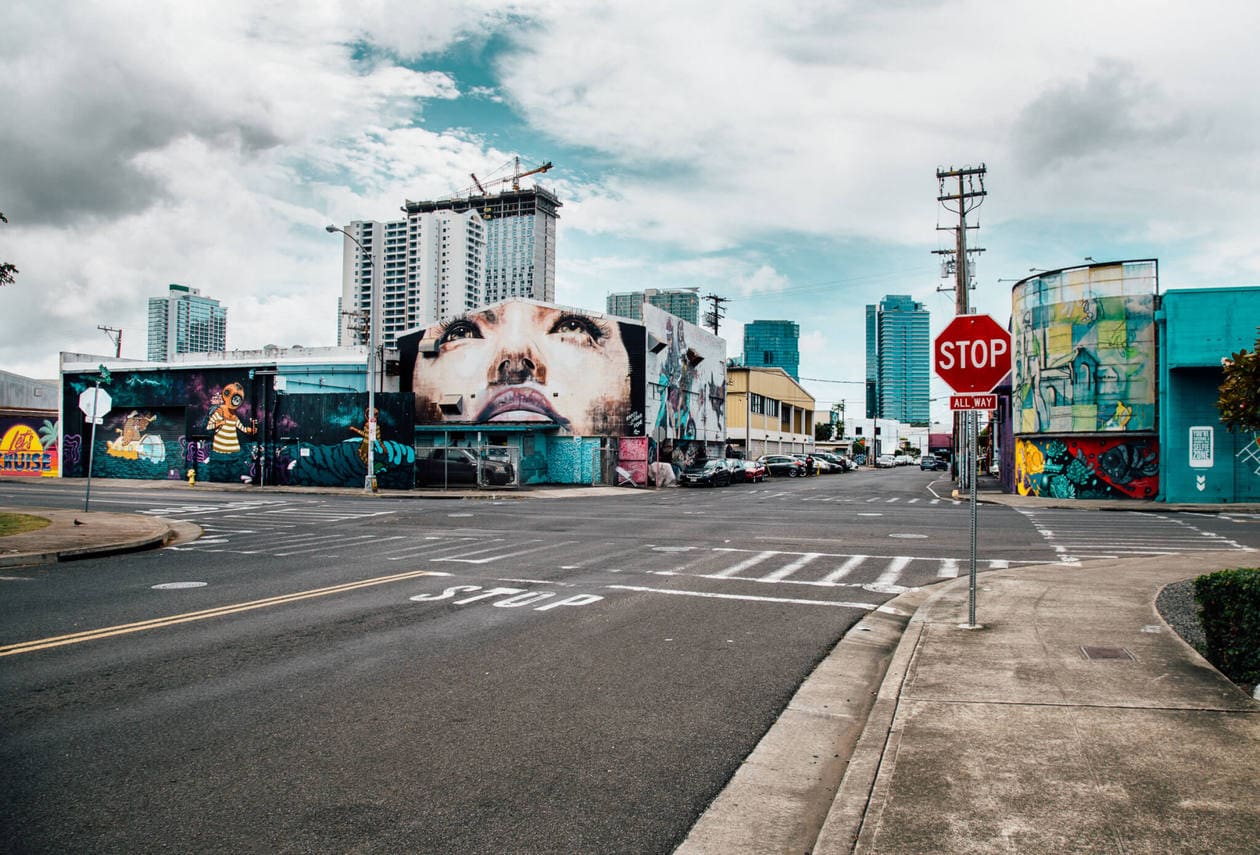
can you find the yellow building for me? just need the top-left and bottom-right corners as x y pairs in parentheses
(726, 366), (816, 457)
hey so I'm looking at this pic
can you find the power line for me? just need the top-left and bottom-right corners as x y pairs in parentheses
(703, 293), (729, 336)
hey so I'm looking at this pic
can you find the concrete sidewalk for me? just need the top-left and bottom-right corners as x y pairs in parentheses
(817, 551), (1260, 854)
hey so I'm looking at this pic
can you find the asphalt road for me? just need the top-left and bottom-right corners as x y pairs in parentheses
(2, 471), (1257, 853)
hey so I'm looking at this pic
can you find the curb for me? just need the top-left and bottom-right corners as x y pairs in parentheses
(674, 584), (937, 855)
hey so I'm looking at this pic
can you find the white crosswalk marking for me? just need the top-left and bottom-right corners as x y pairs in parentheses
(761, 552), (822, 582)
(819, 555), (868, 584)
(706, 551), (778, 579)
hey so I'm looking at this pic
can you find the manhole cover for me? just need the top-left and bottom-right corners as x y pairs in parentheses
(1080, 646), (1134, 661)
(152, 581), (208, 590)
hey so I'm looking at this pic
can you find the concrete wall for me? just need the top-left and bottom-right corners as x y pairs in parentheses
(1160, 287), (1260, 503)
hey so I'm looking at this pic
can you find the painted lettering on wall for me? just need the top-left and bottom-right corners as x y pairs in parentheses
(0, 421), (59, 477)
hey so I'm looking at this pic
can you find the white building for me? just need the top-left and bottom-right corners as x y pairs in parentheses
(336, 186), (559, 348)
(147, 284), (227, 361)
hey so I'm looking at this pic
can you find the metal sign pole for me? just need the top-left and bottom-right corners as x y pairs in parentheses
(968, 409), (979, 627)
(83, 381), (101, 512)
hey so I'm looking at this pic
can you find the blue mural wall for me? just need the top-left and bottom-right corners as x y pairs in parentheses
(61, 367), (413, 488)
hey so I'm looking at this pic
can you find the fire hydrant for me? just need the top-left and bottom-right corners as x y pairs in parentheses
(186, 468), (197, 486)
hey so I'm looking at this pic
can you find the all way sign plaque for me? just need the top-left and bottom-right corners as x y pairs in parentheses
(950, 393), (998, 411)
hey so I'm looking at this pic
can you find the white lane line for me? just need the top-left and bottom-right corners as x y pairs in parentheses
(819, 555), (867, 584)
(606, 585), (877, 610)
(705, 551), (779, 579)
(938, 558), (960, 578)
(275, 534), (383, 556)
(432, 540), (578, 565)
(761, 553), (822, 582)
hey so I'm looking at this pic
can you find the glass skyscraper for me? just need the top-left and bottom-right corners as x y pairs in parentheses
(147, 284), (227, 361)
(743, 320), (800, 381)
(865, 295), (930, 424)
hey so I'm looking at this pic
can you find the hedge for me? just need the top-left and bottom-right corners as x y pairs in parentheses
(1194, 567), (1260, 685)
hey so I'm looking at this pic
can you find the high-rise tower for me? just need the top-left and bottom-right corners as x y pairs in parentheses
(147, 284), (227, 361)
(743, 320), (800, 381)
(865, 295), (930, 423)
(335, 186), (560, 349)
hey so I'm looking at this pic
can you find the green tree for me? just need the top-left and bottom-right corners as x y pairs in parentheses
(1218, 328), (1260, 432)
(0, 212), (16, 287)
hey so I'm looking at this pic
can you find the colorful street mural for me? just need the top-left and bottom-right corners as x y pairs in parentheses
(1015, 435), (1159, 499)
(0, 415), (59, 477)
(617, 436), (649, 486)
(1012, 261), (1157, 434)
(644, 303), (726, 451)
(398, 299), (646, 436)
(61, 367), (414, 488)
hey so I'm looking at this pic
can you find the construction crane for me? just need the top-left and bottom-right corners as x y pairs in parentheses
(511, 157), (553, 190)
(459, 159), (554, 198)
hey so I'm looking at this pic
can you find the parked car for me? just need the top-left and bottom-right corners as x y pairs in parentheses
(720, 458), (750, 483)
(815, 452), (849, 472)
(739, 459), (768, 482)
(679, 459), (732, 487)
(416, 447), (515, 486)
(894, 454), (912, 466)
(920, 454), (947, 471)
(760, 454), (807, 477)
(875, 454), (898, 468)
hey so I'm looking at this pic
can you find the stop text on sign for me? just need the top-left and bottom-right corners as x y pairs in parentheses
(936, 337), (1008, 371)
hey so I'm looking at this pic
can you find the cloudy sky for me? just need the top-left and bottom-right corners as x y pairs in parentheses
(3, 1), (1258, 422)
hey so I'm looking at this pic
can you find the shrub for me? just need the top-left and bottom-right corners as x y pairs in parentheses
(1194, 568), (1260, 685)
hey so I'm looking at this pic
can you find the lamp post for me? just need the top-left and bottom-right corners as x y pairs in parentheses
(326, 224), (377, 493)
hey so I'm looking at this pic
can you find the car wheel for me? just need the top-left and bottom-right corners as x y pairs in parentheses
(788, 468), (799, 478)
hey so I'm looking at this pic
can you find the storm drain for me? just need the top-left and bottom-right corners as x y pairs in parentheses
(1080, 646), (1135, 661)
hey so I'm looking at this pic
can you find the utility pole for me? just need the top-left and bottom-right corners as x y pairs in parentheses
(703, 293), (728, 336)
(935, 164), (987, 489)
(97, 325), (122, 358)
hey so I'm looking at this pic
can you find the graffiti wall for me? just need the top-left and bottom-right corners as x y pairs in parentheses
(397, 299), (646, 437)
(61, 367), (413, 488)
(1015, 435), (1159, 499)
(1012, 261), (1158, 434)
(644, 303), (726, 447)
(0, 414), (59, 477)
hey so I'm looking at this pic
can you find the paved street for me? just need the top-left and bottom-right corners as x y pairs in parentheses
(2, 471), (1258, 853)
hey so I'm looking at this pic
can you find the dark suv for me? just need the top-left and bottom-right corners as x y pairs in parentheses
(416, 448), (515, 486)
(920, 454), (947, 471)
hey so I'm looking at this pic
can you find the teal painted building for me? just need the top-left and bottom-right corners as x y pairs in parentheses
(1159, 287), (1260, 503)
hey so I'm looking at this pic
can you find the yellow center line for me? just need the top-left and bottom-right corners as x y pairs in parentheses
(0, 568), (452, 658)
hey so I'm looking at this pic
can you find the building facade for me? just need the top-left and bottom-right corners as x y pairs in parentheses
(742, 320), (800, 381)
(1, 369), (60, 478)
(865, 295), (929, 424)
(1011, 260), (1160, 500)
(606, 288), (700, 324)
(336, 187), (560, 350)
(60, 347), (415, 489)
(1159, 286), (1260, 503)
(396, 299), (726, 484)
(147, 284), (227, 361)
(726, 366), (816, 458)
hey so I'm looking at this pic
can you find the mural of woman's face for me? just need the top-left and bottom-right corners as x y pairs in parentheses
(413, 302), (631, 435)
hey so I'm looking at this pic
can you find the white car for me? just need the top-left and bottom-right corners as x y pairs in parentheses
(876, 454), (897, 468)
(894, 454), (912, 466)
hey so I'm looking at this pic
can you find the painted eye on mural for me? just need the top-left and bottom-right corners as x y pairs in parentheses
(548, 313), (604, 343)
(437, 318), (482, 345)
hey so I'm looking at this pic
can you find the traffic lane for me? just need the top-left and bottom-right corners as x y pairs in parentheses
(0, 563), (871, 854)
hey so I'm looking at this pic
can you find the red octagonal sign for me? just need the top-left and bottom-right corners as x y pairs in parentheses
(934, 313), (1012, 394)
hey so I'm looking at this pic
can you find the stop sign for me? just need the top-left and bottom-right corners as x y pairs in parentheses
(934, 314), (1012, 393)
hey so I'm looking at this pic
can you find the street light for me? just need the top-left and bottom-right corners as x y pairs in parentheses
(326, 223), (377, 493)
